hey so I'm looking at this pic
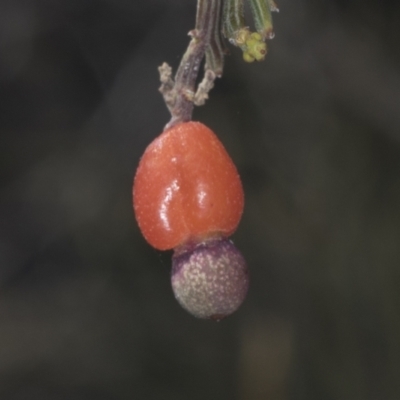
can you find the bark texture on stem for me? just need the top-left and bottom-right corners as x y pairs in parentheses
(159, 0), (222, 130)
(158, 0), (279, 128)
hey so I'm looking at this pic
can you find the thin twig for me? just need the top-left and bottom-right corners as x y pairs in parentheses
(159, 0), (221, 130)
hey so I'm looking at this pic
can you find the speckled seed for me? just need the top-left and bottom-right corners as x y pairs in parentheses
(171, 236), (249, 320)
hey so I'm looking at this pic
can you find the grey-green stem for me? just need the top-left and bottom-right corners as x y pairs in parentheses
(159, 0), (222, 130)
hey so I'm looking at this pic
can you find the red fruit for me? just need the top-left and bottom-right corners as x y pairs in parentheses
(133, 121), (244, 250)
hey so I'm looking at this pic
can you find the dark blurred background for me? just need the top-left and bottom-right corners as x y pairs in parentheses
(1, 0), (400, 399)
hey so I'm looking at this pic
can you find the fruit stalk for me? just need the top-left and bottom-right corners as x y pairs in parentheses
(159, 0), (222, 129)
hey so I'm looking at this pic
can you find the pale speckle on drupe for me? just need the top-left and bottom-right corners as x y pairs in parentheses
(171, 236), (249, 320)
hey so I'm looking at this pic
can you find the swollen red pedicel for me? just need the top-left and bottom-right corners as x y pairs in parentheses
(133, 121), (244, 251)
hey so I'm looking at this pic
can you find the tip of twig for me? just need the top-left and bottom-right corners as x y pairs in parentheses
(194, 69), (217, 106)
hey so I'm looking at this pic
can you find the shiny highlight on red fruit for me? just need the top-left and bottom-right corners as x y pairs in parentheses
(133, 122), (244, 250)
(171, 236), (249, 320)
